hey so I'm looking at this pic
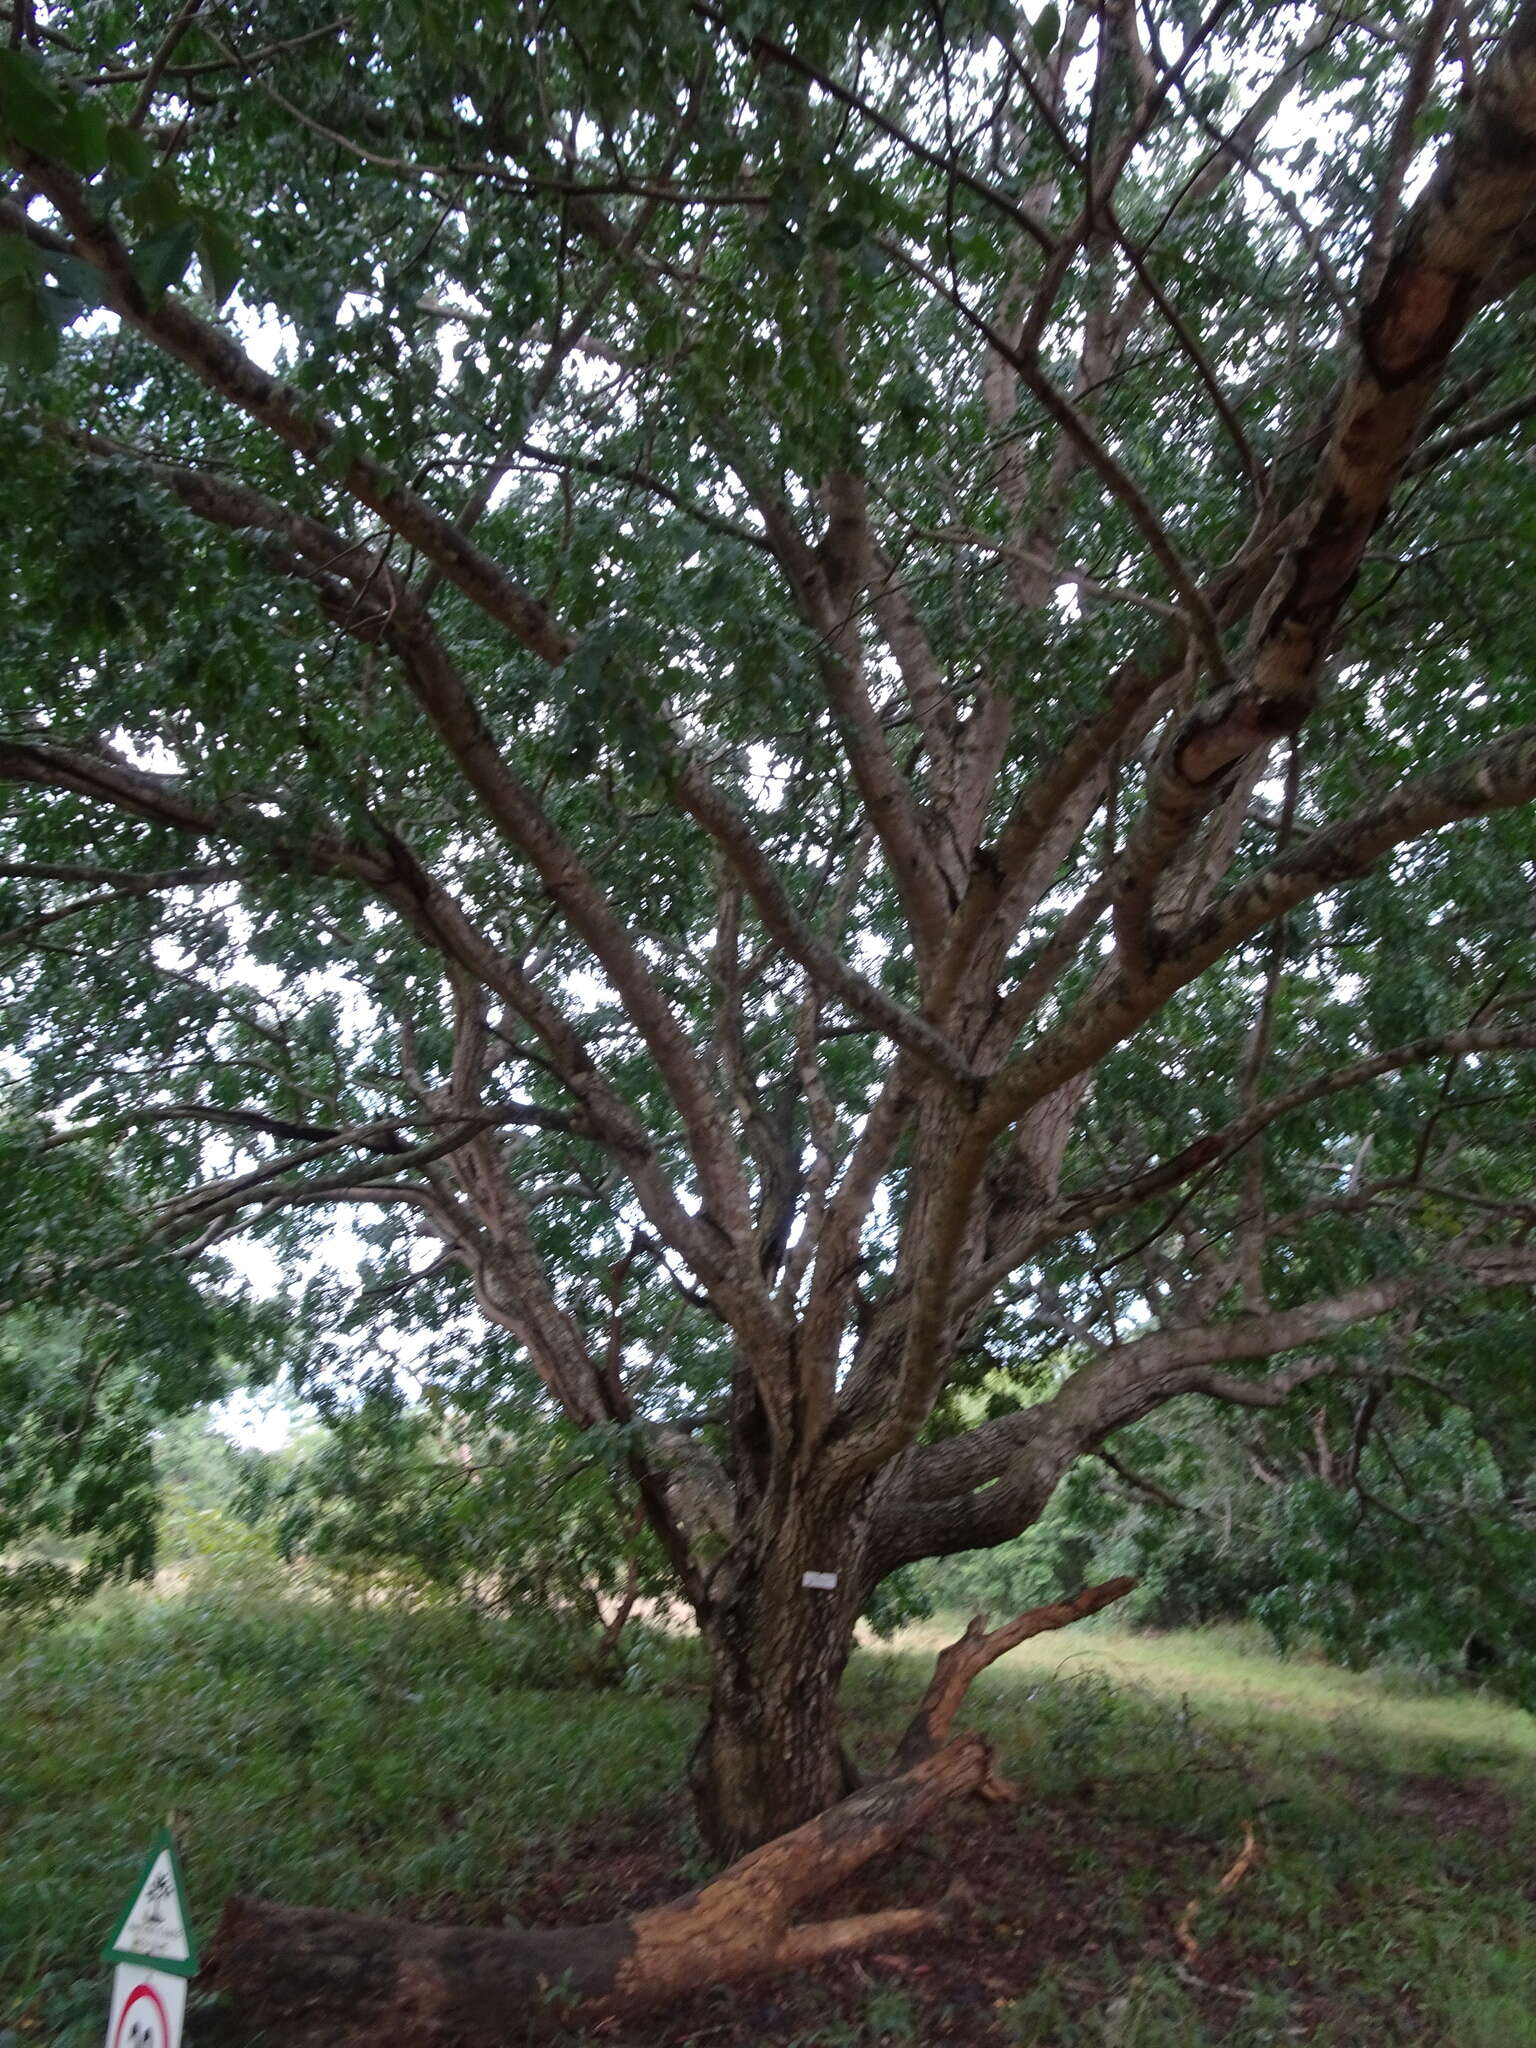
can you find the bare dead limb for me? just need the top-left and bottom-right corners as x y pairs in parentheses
(1175, 1821), (1262, 1964)
(893, 1576), (1137, 1772)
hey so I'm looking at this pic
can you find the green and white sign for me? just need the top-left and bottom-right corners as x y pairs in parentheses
(102, 1831), (198, 1978)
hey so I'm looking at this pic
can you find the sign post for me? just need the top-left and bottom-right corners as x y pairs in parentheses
(102, 1830), (198, 2048)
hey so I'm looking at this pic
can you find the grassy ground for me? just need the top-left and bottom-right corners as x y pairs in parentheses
(0, 1588), (697, 2044)
(3, 1585), (1533, 2045)
(892, 1615), (1536, 1766)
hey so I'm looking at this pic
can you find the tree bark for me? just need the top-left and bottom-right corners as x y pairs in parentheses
(690, 1530), (868, 1857)
(203, 1734), (991, 2046)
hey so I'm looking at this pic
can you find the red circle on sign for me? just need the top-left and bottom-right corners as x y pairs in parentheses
(112, 1981), (171, 2048)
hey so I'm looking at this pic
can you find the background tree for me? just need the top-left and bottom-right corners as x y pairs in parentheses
(240, 1377), (673, 1664)
(926, 1334), (1536, 1710)
(6, 0), (1536, 1870)
(0, 1130), (284, 1615)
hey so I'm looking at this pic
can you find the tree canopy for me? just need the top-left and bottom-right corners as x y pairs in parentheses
(5, 0), (1536, 1841)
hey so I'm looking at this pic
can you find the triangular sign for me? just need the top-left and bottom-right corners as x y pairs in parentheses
(102, 1831), (198, 1978)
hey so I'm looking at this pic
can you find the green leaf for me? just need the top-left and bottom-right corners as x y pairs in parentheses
(104, 122), (156, 185)
(1031, 2), (1061, 56)
(131, 221), (198, 301)
(0, 278), (59, 374)
(123, 165), (184, 234)
(197, 217), (243, 307)
(643, 310), (681, 355)
(0, 45), (66, 153)
(0, 233), (61, 374)
(0, 53), (106, 176)
(45, 254), (108, 310)
(0, 238), (43, 289)
(53, 95), (110, 176)
(37, 279), (87, 329)
(311, 417), (367, 480)
(817, 211), (865, 252)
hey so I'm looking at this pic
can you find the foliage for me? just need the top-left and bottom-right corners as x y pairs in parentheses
(149, 1411), (295, 1589)
(1249, 1396), (1536, 1708)
(923, 1375), (1536, 1708)
(5, 0), (1536, 1816)
(0, 1260), (284, 1619)
(238, 1389), (671, 1639)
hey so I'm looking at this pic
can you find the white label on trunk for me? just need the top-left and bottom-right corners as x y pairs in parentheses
(801, 1570), (839, 1590)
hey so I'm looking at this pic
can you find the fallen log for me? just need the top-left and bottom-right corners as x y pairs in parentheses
(203, 1576), (1134, 2042)
(205, 1733), (987, 2044)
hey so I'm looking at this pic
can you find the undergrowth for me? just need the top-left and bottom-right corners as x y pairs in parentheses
(3, 1591), (1533, 2045)
(0, 1588), (697, 2045)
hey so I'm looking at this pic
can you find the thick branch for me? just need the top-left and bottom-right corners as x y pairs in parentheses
(880, 1243), (1536, 1572)
(206, 1733), (994, 2041)
(1118, 2), (1536, 905)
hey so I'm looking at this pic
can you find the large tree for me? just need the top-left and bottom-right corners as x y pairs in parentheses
(6, 0), (1536, 1870)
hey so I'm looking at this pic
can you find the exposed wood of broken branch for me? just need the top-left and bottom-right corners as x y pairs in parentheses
(205, 1732), (993, 2043)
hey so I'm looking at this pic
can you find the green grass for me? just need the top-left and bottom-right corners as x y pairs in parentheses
(882, 1615), (1536, 1765)
(0, 1586), (697, 2044)
(853, 1616), (1536, 2046)
(4, 1589), (1534, 2045)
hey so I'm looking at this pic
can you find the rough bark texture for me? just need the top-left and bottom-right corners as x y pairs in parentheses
(690, 1520), (872, 1856)
(690, 1666), (860, 1862)
(203, 1733), (991, 2045)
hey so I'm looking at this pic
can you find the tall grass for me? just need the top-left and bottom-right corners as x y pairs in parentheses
(1, 1587), (696, 2045)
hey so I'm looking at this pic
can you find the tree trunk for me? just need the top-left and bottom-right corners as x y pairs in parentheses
(690, 1520), (869, 1857)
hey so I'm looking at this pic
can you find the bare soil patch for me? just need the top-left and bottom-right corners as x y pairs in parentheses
(1392, 1773), (1512, 1837)
(494, 1796), (1322, 2045)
